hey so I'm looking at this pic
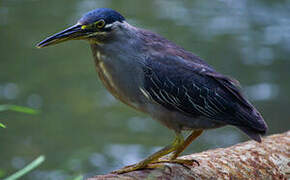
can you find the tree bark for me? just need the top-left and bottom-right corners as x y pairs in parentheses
(88, 131), (290, 180)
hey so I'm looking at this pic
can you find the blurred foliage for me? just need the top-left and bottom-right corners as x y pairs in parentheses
(0, 105), (39, 178)
(0, 104), (39, 128)
(0, 122), (6, 128)
(3, 156), (45, 180)
(0, 105), (39, 115)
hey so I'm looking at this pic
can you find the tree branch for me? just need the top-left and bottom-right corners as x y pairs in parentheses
(88, 131), (290, 180)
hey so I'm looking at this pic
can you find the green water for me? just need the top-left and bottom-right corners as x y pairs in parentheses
(1, 0), (289, 179)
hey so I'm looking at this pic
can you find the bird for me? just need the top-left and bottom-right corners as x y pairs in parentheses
(37, 8), (268, 174)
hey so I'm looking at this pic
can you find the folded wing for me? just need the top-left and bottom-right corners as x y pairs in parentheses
(142, 56), (268, 141)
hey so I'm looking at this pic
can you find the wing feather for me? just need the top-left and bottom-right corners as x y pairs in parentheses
(142, 56), (266, 131)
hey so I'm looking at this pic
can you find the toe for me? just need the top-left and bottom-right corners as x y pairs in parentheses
(111, 163), (146, 174)
(151, 158), (199, 167)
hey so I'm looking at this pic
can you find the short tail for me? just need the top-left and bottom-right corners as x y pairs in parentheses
(238, 126), (264, 142)
(236, 107), (268, 143)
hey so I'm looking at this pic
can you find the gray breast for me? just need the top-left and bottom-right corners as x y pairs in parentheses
(91, 45), (148, 110)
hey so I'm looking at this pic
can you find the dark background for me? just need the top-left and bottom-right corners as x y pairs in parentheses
(0, 0), (289, 179)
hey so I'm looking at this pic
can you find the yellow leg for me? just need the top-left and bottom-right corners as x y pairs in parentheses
(169, 130), (203, 160)
(112, 130), (203, 174)
(112, 133), (184, 174)
(149, 130), (203, 167)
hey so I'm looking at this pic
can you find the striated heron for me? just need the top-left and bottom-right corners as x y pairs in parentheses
(37, 8), (268, 174)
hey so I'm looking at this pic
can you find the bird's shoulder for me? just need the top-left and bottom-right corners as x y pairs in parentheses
(137, 28), (210, 66)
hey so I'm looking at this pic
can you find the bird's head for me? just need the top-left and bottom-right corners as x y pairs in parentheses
(36, 8), (126, 48)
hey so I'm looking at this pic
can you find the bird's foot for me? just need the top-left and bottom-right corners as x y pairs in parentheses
(111, 158), (199, 174)
(111, 131), (202, 174)
(154, 158), (199, 167)
(111, 161), (152, 174)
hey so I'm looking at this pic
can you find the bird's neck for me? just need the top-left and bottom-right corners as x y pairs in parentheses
(89, 23), (145, 66)
(89, 33), (146, 110)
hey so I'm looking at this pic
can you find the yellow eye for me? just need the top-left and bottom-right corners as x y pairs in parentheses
(95, 19), (105, 29)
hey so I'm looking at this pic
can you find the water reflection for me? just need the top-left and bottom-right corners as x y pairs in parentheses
(89, 153), (107, 169)
(31, 170), (70, 180)
(246, 83), (279, 101)
(202, 129), (241, 148)
(11, 157), (26, 169)
(242, 47), (274, 65)
(27, 94), (43, 109)
(104, 144), (144, 169)
(2, 83), (19, 100)
(127, 117), (153, 133)
(97, 92), (117, 107)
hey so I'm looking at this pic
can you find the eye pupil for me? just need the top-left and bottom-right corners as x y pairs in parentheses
(96, 20), (105, 28)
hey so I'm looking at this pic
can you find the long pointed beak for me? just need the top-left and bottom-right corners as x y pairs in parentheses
(36, 24), (85, 48)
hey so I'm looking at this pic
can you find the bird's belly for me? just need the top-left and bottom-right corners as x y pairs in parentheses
(148, 103), (225, 131)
